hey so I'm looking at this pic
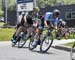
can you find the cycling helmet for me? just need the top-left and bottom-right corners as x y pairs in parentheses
(53, 9), (60, 15)
(21, 12), (25, 15)
(59, 19), (63, 22)
(34, 6), (40, 12)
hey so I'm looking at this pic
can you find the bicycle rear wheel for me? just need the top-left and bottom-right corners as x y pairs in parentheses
(40, 33), (53, 53)
(70, 43), (75, 60)
(18, 37), (27, 48)
(18, 32), (27, 48)
(29, 33), (36, 50)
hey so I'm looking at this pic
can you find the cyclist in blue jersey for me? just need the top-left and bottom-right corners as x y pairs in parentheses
(44, 10), (60, 29)
(32, 9), (60, 47)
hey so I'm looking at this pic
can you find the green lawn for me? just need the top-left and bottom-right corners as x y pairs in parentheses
(64, 42), (75, 47)
(0, 28), (75, 41)
(0, 28), (15, 41)
(0, 22), (5, 26)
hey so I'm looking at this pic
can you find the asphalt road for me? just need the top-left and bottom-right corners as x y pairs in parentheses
(0, 42), (72, 60)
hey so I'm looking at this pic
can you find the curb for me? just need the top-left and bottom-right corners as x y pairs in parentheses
(0, 26), (16, 28)
(52, 45), (72, 52)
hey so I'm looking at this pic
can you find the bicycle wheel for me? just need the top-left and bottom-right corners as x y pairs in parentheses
(40, 32), (54, 53)
(29, 34), (36, 50)
(70, 43), (75, 60)
(18, 32), (27, 48)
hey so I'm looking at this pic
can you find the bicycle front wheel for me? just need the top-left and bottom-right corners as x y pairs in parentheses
(18, 37), (27, 48)
(29, 33), (36, 50)
(40, 33), (54, 53)
(70, 44), (75, 60)
(18, 32), (27, 48)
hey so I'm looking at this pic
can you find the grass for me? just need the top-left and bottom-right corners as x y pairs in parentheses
(0, 28), (15, 41)
(0, 22), (5, 26)
(0, 28), (75, 41)
(64, 42), (75, 47)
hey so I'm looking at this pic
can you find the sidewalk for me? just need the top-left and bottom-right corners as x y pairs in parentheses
(0, 41), (11, 46)
(52, 39), (75, 46)
(52, 39), (75, 52)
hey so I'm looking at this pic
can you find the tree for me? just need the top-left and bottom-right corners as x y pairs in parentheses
(36, 0), (58, 7)
(36, 0), (45, 8)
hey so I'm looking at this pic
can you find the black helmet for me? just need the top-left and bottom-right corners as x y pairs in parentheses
(53, 9), (60, 15)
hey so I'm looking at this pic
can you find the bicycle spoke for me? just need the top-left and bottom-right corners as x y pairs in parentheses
(40, 34), (53, 52)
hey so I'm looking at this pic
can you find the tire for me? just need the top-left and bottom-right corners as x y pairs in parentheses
(18, 37), (27, 48)
(29, 34), (36, 50)
(18, 32), (27, 48)
(40, 32), (54, 53)
(70, 44), (75, 60)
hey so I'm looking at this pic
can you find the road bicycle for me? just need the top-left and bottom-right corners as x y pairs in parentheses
(12, 25), (36, 48)
(40, 26), (68, 53)
(40, 27), (54, 53)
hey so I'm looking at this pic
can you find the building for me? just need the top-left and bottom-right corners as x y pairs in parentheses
(7, 4), (75, 27)
(40, 4), (75, 27)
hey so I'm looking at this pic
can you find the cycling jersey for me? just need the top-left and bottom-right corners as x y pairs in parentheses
(52, 18), (58, 26)
(32, 12), (39, 21)
(45, 12), (53, 21)
(45, 12), (59, 27)
(58, 20), (66, 28)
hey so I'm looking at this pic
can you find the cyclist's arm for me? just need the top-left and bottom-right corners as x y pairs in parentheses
(53, 19), (58, 29)
(54, 24), (57, 29)
(24, 15), (27, 23)
(44, 20), (49, 28)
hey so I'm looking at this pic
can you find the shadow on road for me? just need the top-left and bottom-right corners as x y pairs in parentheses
(52, 46), (71, 52)
(29, 49), (55, 55)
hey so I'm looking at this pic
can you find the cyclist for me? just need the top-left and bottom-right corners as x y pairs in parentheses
(58, 18), (67, 37)
(32, 6), (40, 27)
(58, 19), (66, 28)
(11, 11), (33, 45)
(32, 9), (60, 47)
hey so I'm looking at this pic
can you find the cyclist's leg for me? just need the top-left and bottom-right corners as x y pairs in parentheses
(32, 25), (43, 46)
(32, 28), (39, 45)
(11, 23), (21, 40)
(38, 27), (43, 44)
(12, 26), (23, 43)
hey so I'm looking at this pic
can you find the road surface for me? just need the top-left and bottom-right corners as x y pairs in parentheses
(0, 41), (72, 60)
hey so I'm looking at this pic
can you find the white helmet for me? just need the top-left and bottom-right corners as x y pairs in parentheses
(59, 19), (63, 22)
(21, 12), (25, 15)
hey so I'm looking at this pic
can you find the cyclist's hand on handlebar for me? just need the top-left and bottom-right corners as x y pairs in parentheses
(46, 25), (49, 28)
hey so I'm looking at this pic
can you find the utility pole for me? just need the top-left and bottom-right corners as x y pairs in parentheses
(4, 0), (8, 23)
(16, 0), (19, 25)
(33, 0), (36, 8)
